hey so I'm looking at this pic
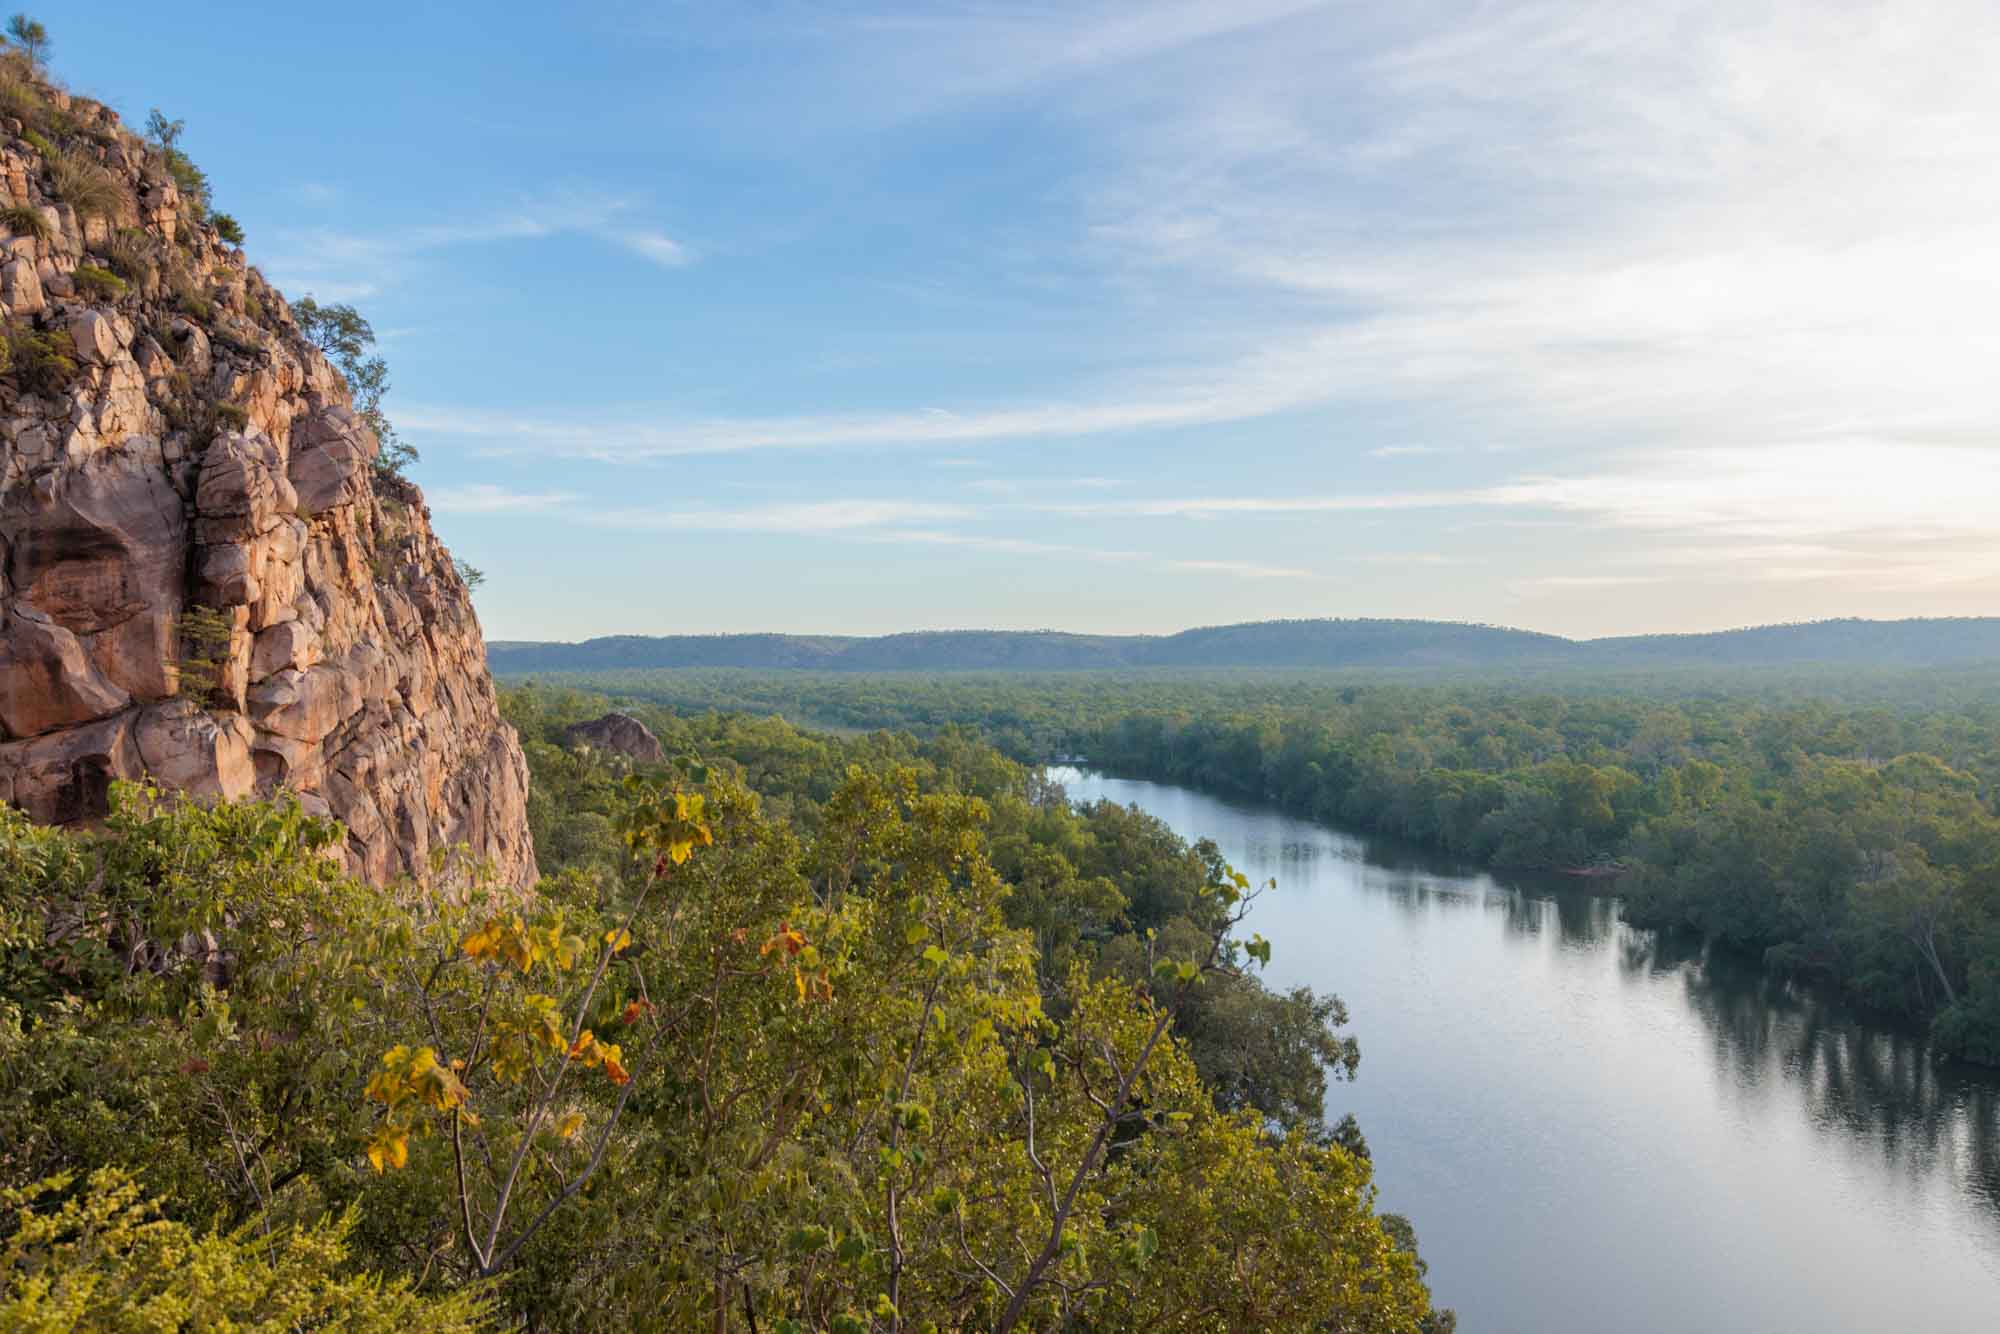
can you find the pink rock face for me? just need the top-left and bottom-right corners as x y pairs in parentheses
(0, 605), (131, 737)
(0, 101), (537, 888)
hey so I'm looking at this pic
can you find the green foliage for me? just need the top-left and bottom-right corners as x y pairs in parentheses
(46, 146), (125, 222)
(2, 319), (76, 396)
(172, 605), (233, 699)
(502, 669), (2000, 1067)
(167, 261), (212, 320)
(5, 13), (48, 69)
(0, 1168), (493, 1330)
(0, 201), (49, 242)
(291, 295), (419, 482)
(143, 107), (183, 148)
(145, 107), (211, 211)
(70, 262), (125, 300)
(0, 747), (1441, 1331)
(503, 687), (1375, 1136)
(455, 557), (486, 590)
(210, 209), (244, 245)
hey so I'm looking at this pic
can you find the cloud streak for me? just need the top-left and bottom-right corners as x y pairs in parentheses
(265, 195), (693, 299)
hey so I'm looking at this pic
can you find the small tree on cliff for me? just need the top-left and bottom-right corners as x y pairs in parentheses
(291, 295), (419, 482)
(6, 14), (48, 69)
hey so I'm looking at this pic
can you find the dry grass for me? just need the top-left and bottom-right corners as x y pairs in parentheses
(103, 227), (158, 285)
(0, 65), (48, 128)
(0, 202), (51, 242)
(47, 147), (127, 222)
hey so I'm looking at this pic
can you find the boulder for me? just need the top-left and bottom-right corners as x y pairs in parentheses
(67, 307), (122, 366)
(246, 663), (348, 746)
(0, 604), (131, 737)
(250, 618), (318, 680)
(288, 406), (377, 515)
(2, 256), (43, 315)
(133, 700), (255, 802)
(563, 712), (665, 764)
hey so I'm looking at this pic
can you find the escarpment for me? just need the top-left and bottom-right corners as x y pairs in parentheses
(0, 67), (535, 885)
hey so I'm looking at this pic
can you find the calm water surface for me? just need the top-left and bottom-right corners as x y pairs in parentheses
(1050, 768), (2000, 1334)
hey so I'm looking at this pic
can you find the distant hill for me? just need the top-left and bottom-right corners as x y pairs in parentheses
(491, 616), (2000, 675)
(1586, 618), (2000, 667)
(487, 620), (1573, 674)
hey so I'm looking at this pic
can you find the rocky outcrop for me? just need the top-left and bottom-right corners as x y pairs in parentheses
(0, 70), (535, 886)
(563, 712), (664, 765)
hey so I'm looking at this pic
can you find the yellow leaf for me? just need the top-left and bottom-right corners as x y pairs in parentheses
(555, 1111), (586, 1141)
(366, 1129), (409, 1174)
(604, 928), (632, 954)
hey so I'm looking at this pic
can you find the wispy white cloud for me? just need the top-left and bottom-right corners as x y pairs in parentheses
(429, 483), (581, 514)
(616, 230), (694, 267)
(1042, 440), (2000, 592)
(547, 497), (1321, 581)
(862, 529), (1317, 581)
(966, 475), (1126, 496)
(597, 500), (975, 531)
(395, 2), (2000, 625)
(264, 195), (693, 299)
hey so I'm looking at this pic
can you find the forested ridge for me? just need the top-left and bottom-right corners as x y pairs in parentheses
(489, 616), (2000, 674)
(512, 669), (2000, 1068)
(0, 681), (1449, 1330)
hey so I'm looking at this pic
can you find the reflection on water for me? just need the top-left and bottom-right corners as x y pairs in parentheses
(1052, 768), (2000, 1334)
(1635, 931), (2000, 1225)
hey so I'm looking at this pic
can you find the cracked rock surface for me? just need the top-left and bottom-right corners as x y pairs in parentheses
(0, 81), (535, 885)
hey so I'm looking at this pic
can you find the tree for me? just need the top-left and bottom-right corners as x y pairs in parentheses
(290, 295), (420, 481)
(0, 751), (1443, 1330)
(6, 13), (47, 69)
(144, 106), (211, 209)
(0, 1169), (492, 1329)
(210, 211), (244, 245)
(143, 107), (183, 147)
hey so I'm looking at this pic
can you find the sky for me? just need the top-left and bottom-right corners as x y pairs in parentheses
(59, 1), (2000, 641)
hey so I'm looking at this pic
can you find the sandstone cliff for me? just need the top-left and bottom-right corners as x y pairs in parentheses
(0, 67), (535, 885)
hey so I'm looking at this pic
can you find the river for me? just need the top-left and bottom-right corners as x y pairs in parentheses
(1048, 768), (2000, 1334)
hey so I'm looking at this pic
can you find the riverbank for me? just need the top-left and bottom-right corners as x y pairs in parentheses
(1053, 767), (2000, 1334)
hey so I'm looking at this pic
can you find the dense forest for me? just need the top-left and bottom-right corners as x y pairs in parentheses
(0, 683), (1452, 1330)
(503, 670), (2000, 1067)
(489, 616), (2000, 674)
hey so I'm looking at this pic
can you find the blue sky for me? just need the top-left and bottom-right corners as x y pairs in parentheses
(61, 1), (2000, 640)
